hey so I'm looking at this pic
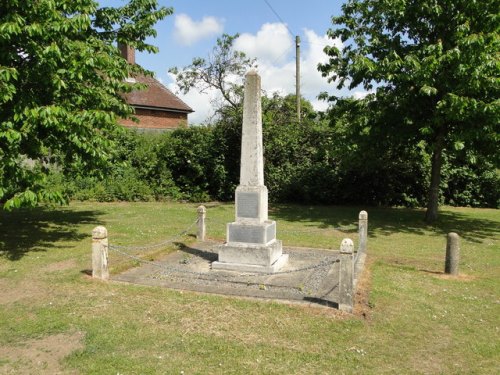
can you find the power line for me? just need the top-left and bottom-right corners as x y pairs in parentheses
(262, 1), (332, 49)
(263, 0), (295, 38)
(270, 44), (294, 65)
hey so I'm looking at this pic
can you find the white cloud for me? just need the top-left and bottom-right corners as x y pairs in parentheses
(166, 73), (216, 125)
(167, 24), (344, 122)
(234, 23), (293, 65)
(173, 14), (224, 46)
(310, 98), (330, 112)
(235, 25), (342, 112)
(300, 28), (340, 97)
(183, 90), (216, 125)
(177, 89), (217, 125)
(352, 90), (374, 99)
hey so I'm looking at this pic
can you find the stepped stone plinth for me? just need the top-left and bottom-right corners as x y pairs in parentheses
(212, 70), (288, 273)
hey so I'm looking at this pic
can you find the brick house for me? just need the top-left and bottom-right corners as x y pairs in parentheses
(119, 44), (193, 131)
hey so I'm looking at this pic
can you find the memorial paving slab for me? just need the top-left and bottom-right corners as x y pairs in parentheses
(112, 241), (343, 307)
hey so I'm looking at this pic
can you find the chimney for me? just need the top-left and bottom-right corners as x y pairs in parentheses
(118, 43), (135, 64)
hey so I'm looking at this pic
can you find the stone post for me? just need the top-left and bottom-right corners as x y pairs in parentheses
(197, 205), (206, 241)
(358, 210), (368, 254)
(339, 238), (354, 313)
(445, 232), (460, 275)
(92, 226), (109, 280)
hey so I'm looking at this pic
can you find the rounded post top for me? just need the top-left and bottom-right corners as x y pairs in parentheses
(246, 69), (258, 76)
(340, 238), (354, 254)
(359, 210), (368, 220)
(92, 226), (107, 239)
(447, 232), (459, 240)
(197, 205), (206, 213)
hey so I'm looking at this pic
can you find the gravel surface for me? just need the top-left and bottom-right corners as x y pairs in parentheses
(112, 242), (360, 307)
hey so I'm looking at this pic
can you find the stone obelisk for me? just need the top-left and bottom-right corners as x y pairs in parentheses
(213, 70), (288, 273)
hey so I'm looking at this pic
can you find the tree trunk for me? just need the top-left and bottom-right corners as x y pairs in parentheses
(425, 133), (445, 223)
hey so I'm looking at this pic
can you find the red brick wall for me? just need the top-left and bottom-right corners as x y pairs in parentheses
(120, 108), (188, 130)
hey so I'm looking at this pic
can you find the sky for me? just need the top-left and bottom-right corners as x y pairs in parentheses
(100, 1), (363, 124)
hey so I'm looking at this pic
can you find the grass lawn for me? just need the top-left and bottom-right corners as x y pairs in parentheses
(0, 201), (498, 374)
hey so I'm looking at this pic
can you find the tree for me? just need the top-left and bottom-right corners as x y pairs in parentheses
(263, 93), (318, 125)
(319, 0), (499, 222)
(0, 0), (170, 209)
(169, 33), (255, 120)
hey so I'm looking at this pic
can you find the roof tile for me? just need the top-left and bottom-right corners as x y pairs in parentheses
(124, 74), (193, 113)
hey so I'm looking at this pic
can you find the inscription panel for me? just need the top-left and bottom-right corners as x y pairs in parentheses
(236, 192), (259, 218)
(229, 226), (265, 244)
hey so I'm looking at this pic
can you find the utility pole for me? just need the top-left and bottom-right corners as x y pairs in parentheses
(295, 35), (301, 124)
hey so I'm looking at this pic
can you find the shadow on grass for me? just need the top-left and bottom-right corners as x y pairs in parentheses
(271, 204), (499, 243)
(0, 207), (104, 261)
(270, 204), (360, 229)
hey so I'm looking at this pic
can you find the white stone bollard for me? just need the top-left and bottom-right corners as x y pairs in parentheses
(197, 205), (206, 241)
(445, 232), (460, 275)
(92, 226), (109, 280)
(339, 238), (354, 313)
(358, 210), (368, 254)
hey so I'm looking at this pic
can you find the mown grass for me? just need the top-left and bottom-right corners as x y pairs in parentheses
(0, 201), (498, 374)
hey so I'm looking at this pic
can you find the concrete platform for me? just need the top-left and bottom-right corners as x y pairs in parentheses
(112, 241), (350, 308)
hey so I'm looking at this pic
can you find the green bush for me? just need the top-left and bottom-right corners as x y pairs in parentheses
(40, 99), (498, 208)
(442, 151), (499, 208)
(156, 127), (225, 202)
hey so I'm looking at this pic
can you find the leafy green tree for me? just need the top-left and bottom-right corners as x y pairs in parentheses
(261, 95), (335, 203)
(327, 97), (431, 207)
(169, 33), (255, 119)
(263, 93), (317, 125)
(0, 0), (170, 208)
(319, 0), (499, 222)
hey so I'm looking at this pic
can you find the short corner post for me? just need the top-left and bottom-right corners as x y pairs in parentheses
(92, 226), (109, 280)
(197, 205), (206, 241)
(445, 232), (460, 275)
(358, 210), (368, 254)
(339, 238), (354, 313)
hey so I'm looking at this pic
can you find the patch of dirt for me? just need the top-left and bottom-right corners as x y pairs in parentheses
(0, 280), (48, 305)
(432, 273), (476, 281)
(418, 268), (477, 281)
(0, 331), (84, 375)
(354, 258), (374, 320)
(42, 259), (77, 273)
(293, 302), (349, 319)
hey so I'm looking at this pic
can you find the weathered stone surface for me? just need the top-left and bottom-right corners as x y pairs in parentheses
(227, 221), (276, 244)
(212, 252), (289, 273)
(358, 210), (368, 253)
(114, 243), (338, 306)
(216, 70), (287, 273)
(197, 205), (206, 241)
(340, 238), (354, 254)
(92, 226), (109, 280)
(239, 70), (264, 187)
(236, 192), (259, 218)
(339, 238), (354, 313)
(92, 226), (107, 240)
(445, 232), (460, 275)
(215, 240), (283, 267)
(235, 185), (268, 222)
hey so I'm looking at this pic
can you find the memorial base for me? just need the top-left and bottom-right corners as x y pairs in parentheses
(213, 240), (288, 273)
(227, 220), (276, 244)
